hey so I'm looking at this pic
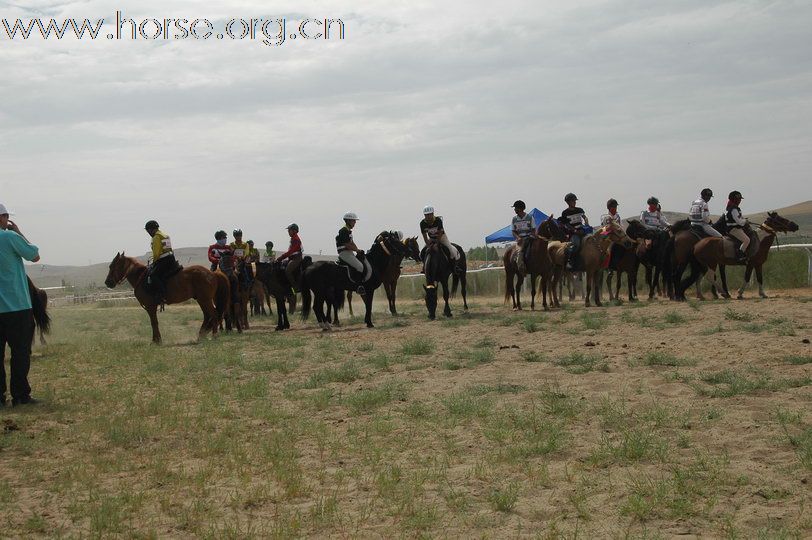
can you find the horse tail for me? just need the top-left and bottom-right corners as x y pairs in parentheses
(28, 277), (51, 345)
(214, 273), (229, 327)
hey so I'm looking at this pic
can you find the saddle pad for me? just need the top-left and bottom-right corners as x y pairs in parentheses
(722, 234), (758, 259)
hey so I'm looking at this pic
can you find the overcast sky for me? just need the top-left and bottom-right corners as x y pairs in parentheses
(1, 0), (810, 266)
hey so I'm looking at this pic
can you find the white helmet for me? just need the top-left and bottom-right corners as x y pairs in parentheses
(393, 230), (404, 241)
(422, 205), (435, 215)
(343, 211), (359, 221)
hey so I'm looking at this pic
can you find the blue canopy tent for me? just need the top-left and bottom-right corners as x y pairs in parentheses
(484, 208), (549, 244)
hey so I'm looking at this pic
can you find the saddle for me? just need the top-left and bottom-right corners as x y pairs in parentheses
(690, 224), (712, 240)
(337, 252), (372, 283)
(722, 230), (759, 260)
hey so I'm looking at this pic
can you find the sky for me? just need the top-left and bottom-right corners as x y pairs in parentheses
(1, 0), (810, 266)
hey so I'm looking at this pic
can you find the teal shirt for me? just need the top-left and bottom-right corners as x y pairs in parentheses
(0, 230), (40, 313)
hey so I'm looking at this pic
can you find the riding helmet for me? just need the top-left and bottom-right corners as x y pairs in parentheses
(233, 229), (243, 236)
(265, 241), (274, 247)
(701, 188), (713, 199)
(144, 220), (159, 230)
(214, 230), (227, 240)
(512, 200), (526, 210)
(286, 223), (299, 232)
(607, 198), (618, 209)
(247, 240), (254, 245)
(647, 196), (659, 206)
(728, 190), (743, 200)
(343, 211), (359, 221)
(564, 193), (578, 203)
(422, 205), (435, 215)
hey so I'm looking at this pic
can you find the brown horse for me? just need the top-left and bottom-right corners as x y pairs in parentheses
(104, 252), (228, 343)
(548, 222), (634, 307)
(605, 240), (644, 302)
(670, 212), (798, 300)
(503, 217), (557, 311)
(690, 212), (799, 299)
(346, 236), (422, 317)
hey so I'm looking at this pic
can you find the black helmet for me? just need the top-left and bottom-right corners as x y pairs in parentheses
(286, 223), (299, 232)
(144, 220), (159, 230)
(233, 229), (243, 236)
(647, 196), (659, 206)
(265, 241), (273, 247)
(607, 198), (618, 208)
(728, 190), (743, 200)
(700, 188), (713, 199)
(215, 230), (227, 240)
(512, 200), (526, 210)
(247, 240), (254, 245)
(564, 193), (578, 203)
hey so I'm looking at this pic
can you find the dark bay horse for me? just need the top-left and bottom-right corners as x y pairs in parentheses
(626, 220), (672, 300)
(300, 232), (407, 330)
(503, 217), (558, 311)
(104, 253), (228, 343)
(691, 212), (798, 299)
(672, 212), (798, 300)
(423, 241), (468, 320)
(347, 236), (421, 317)
(254, 261), (295, 331)
(605, 239), (643, 302)
(27, 277), (51, 345)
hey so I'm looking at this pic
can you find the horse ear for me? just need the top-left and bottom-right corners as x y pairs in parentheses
(768, 211), (776, 217)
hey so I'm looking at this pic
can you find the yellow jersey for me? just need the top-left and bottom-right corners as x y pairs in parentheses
(151, 230), (173, 260)
(230, 241), (250, 260)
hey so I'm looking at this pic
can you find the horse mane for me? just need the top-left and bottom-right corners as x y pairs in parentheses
(671, 219), (691, 232)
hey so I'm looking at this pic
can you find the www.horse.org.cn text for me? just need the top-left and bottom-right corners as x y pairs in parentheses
(1, 11), (346, 47)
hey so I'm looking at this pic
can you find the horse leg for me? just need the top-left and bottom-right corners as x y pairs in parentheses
(364, 290), (375, 328)
(719, 265), (731, 299)
(196, 299), (216, 340)
(347, 291), (354, 317)
(738, 264), (753, 299)
(756, 265), (767, 298)
(584, 271), (592, 308)
(515, 274), (524, 311)
(606, 271), (614, 301)
(704, 264), (720, 299)
(461, 274), (468, 311)
(442, 279), (453, 318)
(540, 273), (549, 311)
(594, 271), (603, 307)
(147, 305), (161, 344)
(529, 274), (537, 311)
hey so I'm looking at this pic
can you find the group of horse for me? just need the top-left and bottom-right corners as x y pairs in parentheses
(503, 211), (799, 311)
(25, 210), (798, 345)
(100, 231), (470, 343)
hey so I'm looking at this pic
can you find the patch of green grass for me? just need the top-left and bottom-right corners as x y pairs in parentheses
(580, 312), (607, 331)
(522, 351), (544, 363)
(589, 429), (669, 466)
(691, 369), (811, 398)
(489, 481), (520, 512)
(784, 355), (812, 365)
(442, 392), (493, 419)
(776, 408), (812, 471)
(522, 319), (539, 333)
(399, 338), (435, 356)
(554, 352), (606, 374)
(453, 348), (495, 367)
(638, 352), (696, 368)
(699, 323), (726, 335)
(724, 308), (754, 322)
(474, 337), (496, 349)
(298, 362), (361, 390)
(344, 383), (407, 415)
(663, 311), (686, 324)
(468, 383), (526, 396)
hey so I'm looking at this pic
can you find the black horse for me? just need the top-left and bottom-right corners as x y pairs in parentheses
(626, 220), (672, 299)
(300, 232), (407, 330)
(254, 261), (295, 331)
(422, 242), (468, 320)
(27, 277), (51, 345)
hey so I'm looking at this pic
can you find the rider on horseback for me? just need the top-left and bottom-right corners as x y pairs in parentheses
(337, 212), (367, 294)
(560, 193), (589, 270)
(276, 224), (303, 292)
(144, 220), (177, 303)
(511, 200), (537, 272)
(640, 197), (670, 232)
(230, 229), (253, 287)
(261, 241), (275, 263)
(601, 199), (621, 226)
(689, 188), (722, 238)
(725, 191), (749, 261)
(247, 240), (260, 264)
(420, 205), (459, 270)
(207, 230), (230, 271)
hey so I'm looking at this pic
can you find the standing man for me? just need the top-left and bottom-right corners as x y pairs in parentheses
(276, 224), (303, 292)
(511, 200), (537, 273)
(0, 203), (41, 406)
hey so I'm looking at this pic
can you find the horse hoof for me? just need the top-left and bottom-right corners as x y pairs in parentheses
(737, 295), (744, 300)
(366, 323), (375, 328)
(275, 326), (284, 331)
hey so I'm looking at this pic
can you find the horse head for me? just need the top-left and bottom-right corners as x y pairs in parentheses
(601, 222), (634, 249)
(538, 216), (567, 241)
(625, 219), (654, 240)
(104, 251), (130, 289)
(764, 211), (799, 234)
(404, 236), (422, 263)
